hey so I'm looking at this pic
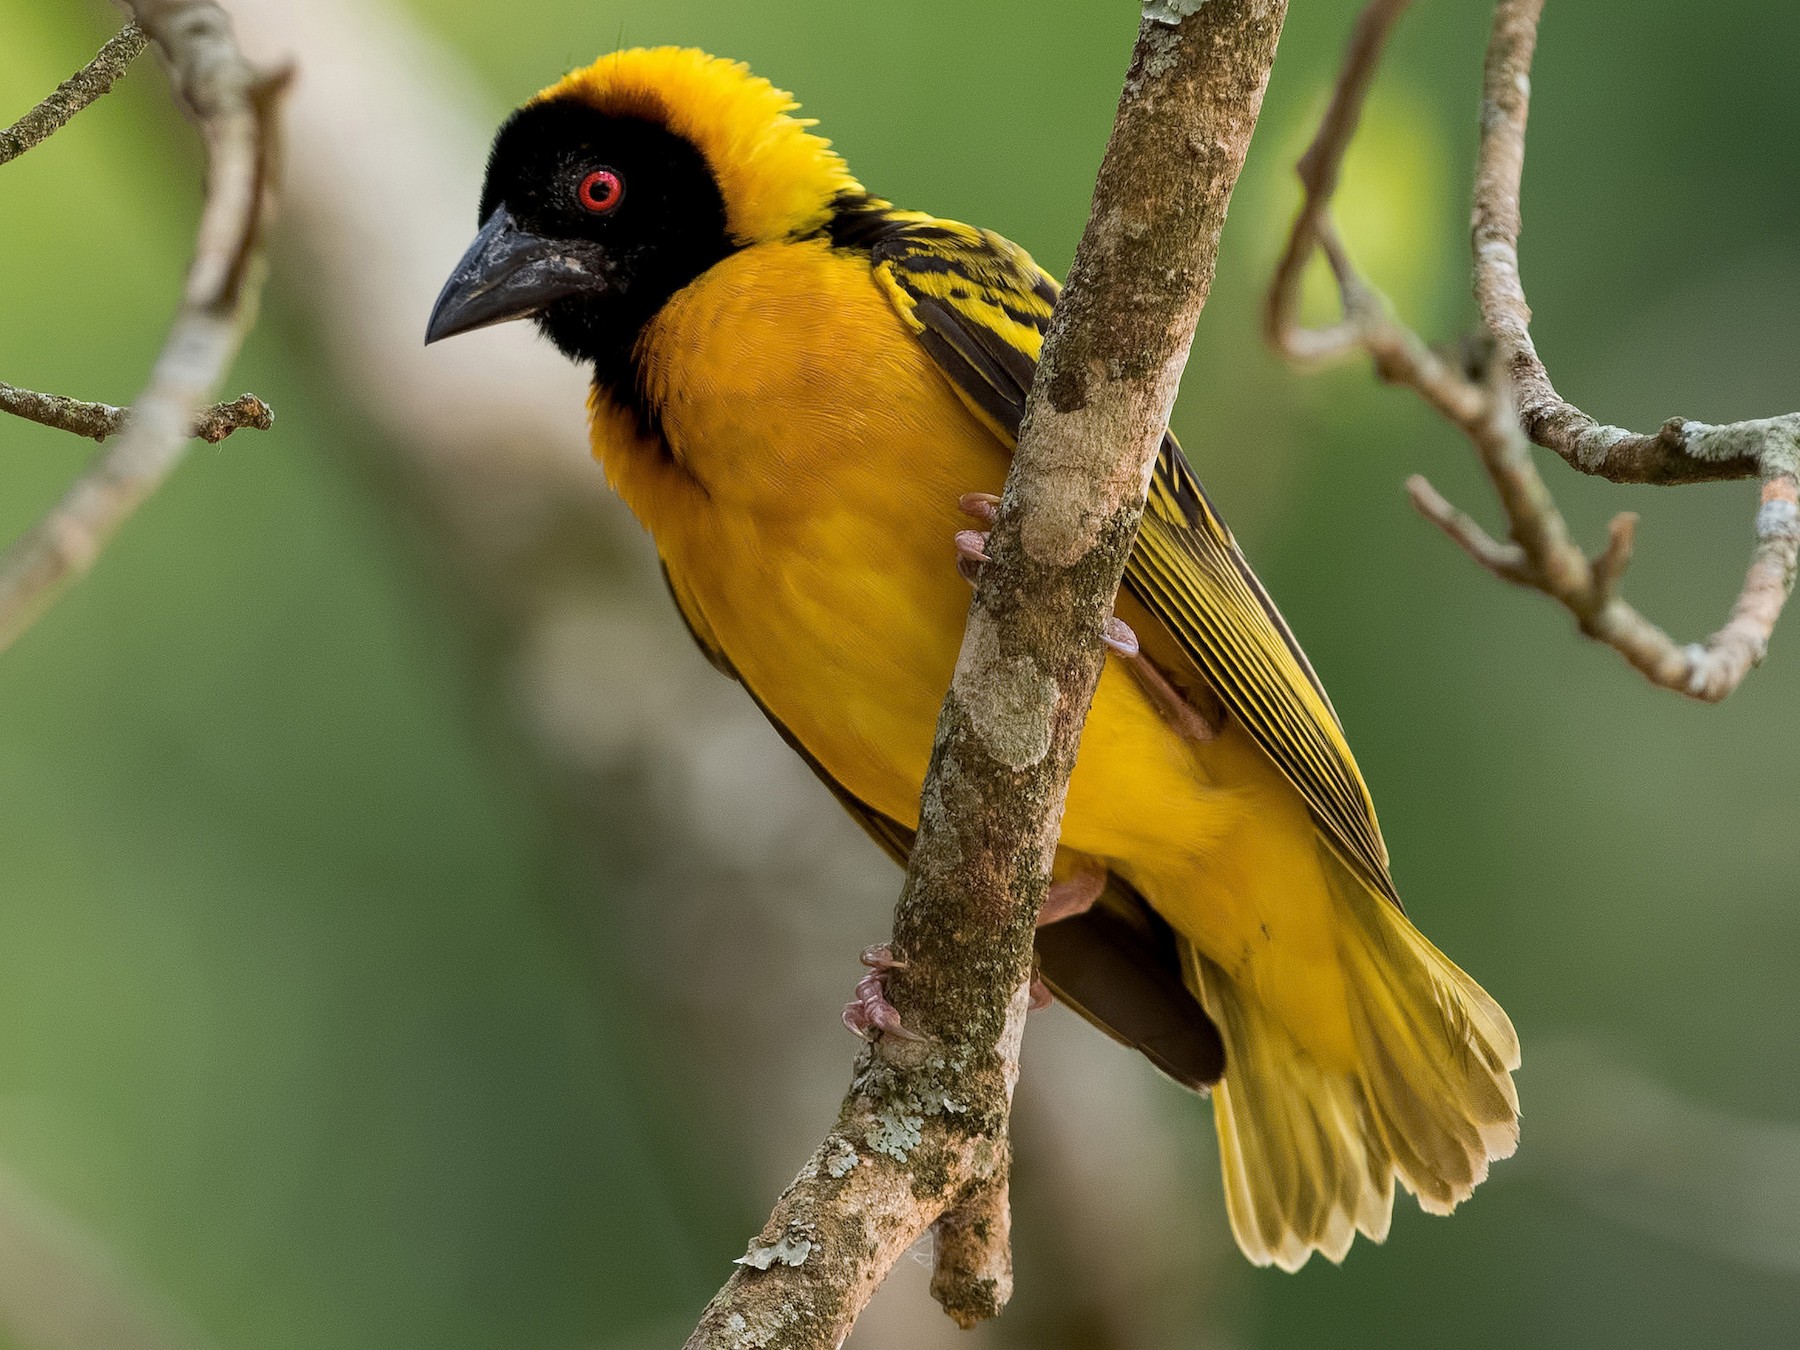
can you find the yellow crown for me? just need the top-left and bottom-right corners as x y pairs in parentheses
(534, 47), (864, 246)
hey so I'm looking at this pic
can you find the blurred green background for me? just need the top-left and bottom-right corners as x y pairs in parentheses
(3, 1), (1799, 1347)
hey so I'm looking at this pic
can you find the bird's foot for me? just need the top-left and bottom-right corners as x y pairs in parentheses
(955, 493), (1000, 585)
(954, 529), (990, 586)
(842, 944), (926, 1042)
(959, 491), (1000, 524)
(1029, 974), (1055, 1011)
(1038, 865), (1108, 927)
(1102, 615), (1140, 658)
(1128, 643), (1223, 742)
(951, 497), (1219, 741)
(1104, 615), (1223, 742)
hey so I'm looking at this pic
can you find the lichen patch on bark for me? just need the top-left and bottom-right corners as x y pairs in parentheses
(736, 1226), (816, 1271)
(950, 609), (1059, 770)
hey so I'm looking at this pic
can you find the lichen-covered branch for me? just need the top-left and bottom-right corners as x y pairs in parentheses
(1267, 0), (1798, 701)
(683, 3), (1289, 1345)
(1474, 0), (1798, 488)
(0, 24), (147, 167)
(0, 382), (273, 444)
(0, 2), (287, 654)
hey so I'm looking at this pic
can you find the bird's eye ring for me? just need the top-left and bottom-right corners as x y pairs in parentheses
(578, 168), (624, 214)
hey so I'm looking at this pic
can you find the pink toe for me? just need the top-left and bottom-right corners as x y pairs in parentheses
(959, 492), (1001, 524)
(1102, 615), (1140, 657)
(860, 944), (904, 971)
(954, 529), (991, 564)
(843, 1002), (872, 1038)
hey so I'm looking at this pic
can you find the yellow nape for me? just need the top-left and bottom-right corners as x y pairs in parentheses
(534, 48), (864, 247)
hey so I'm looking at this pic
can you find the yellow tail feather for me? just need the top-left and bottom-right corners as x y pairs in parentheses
(1189, 850), (1520, 1270)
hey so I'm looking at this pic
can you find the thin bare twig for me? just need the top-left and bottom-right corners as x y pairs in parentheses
(1267, 0), (1799, 702)
(1474, 0), (1799, 487)
(0, 2), (288, 654)
(684, 3), (1289, 1343)
(0, 24), (147, 167)
(1263, 0), (1411, 366)
(0, 382), (273, 444)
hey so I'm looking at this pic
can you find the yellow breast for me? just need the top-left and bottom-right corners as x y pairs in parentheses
(589, 236), (1349, 1043)
(600, 240), (1009, 824)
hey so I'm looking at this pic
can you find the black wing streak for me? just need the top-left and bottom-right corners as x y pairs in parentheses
(857, 213), (1398, 906)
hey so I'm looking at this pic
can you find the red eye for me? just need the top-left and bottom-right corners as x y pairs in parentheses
(578, 168), (624, 214)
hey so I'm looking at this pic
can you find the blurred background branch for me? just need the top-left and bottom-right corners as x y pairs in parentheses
(1269, 0), (1799, 701)
(0, 3), (281, 653)
(1527, 1041), (1800, 1280)
(0, 1161), (211, 1350)
(0, 383), (272, 444)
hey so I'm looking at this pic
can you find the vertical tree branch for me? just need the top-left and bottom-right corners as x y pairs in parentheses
(0, 3), (286, 653)
(683, 3), (1288, 1344)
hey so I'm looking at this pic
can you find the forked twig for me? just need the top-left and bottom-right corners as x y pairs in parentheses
(0, 6), (288, 653)
(1268, 0), (1799, 701)
(1474, 0), (1798, 488)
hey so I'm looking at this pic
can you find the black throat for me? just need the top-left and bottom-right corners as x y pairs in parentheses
(480, 100), (736, 434)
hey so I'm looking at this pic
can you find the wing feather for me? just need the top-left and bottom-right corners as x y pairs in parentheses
(860, 210), (1399, 905)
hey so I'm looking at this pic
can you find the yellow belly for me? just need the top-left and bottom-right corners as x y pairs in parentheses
(600, 239), (1352, 1059)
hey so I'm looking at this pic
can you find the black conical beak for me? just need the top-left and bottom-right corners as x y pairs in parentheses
(426, 206), (610, 344)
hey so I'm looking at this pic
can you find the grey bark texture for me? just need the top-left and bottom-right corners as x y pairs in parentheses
(0, 383), (272, 444)
(683, 3), (1289, 1345)
(0, 24), (147, 167)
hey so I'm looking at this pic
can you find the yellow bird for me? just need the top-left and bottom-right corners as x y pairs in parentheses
(426, 47), (1519, 1271)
